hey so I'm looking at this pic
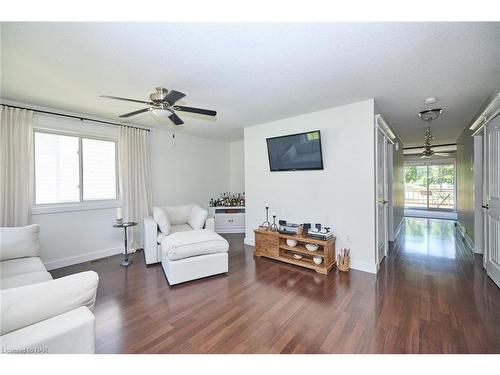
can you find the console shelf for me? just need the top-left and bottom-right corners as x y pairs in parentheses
(253, 228), (336, 274)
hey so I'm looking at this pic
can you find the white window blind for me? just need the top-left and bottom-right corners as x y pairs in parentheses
(35, 132), (80, 204)
(34, 131), (117, 205)
(82, 138), (117, 201)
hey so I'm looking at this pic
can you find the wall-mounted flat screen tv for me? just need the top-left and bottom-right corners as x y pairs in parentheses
(266, 130), (323, 171)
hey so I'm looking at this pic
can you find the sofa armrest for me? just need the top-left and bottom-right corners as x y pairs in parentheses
(0, 271), (98, 335)
(143, 216), (159, 264)
(0, 306), (95, 354)
(205, 216), (215, 232)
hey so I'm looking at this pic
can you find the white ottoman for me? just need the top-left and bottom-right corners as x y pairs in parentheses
(160, 229), (229, 285)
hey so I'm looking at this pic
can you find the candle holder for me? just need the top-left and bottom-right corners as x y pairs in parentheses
(270, 214), (278, 232)
(116, 218), (123, 226)
(260, 206), (271, 229)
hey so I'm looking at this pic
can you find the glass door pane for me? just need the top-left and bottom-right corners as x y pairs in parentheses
(428, 164), (455, 210)
(404, 165), (429, 209)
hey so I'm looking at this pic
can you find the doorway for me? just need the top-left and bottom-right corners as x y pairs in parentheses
(404, 160), (456, 214)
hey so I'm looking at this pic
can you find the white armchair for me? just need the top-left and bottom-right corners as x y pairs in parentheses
(144, 204), (214, 265)
(0, 225), (99, 354)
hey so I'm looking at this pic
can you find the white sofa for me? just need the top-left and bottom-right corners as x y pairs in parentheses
(0, 225), (99, 354)
(144, 204), (228, 285)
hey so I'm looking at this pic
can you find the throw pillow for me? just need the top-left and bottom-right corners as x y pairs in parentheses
(153, 206), (171, 235)
(188, 205), (208, 230)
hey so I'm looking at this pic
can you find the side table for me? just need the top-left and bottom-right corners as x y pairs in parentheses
(113, 222), (138, 267)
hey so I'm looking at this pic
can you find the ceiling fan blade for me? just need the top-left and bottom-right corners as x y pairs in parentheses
(163, 90), (186, 105)
(119, 108), (151, 118)
(101, 95), (153, 105)
(434, 153), (450, 157)
(174, 106), (217, 116)
(169, 113), (184, 125)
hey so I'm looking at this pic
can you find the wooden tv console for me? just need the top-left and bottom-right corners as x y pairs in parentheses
(253, 228), (336, 274)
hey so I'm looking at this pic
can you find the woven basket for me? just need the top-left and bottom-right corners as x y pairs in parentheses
(337, 255), (350, 272)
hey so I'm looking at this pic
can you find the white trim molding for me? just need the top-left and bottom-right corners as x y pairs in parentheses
(244, 237), (255, 246)
(375, 114), (397, 143)
(32, 200), (120, 215)
(44, 246), (123, 270)
(349, 259), (377, 274)
(456, 222), (474, 253)
(394, 218), (405, 239)
(470, 92), (500, 134)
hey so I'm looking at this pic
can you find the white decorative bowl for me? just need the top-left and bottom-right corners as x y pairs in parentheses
(313, 256), (322, 265)
(292, 254), (303, 260)
(305, 243), (319, 252)
(286, 239), (298, 247)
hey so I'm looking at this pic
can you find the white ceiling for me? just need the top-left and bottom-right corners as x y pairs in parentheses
(1, 22), (500, 144)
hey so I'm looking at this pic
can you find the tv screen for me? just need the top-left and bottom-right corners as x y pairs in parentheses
(266, 130), (323, 171)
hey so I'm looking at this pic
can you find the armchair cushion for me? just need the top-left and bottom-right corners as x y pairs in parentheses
(171, 224), (193, 233)
(0, 224), (40, 261)
(0, 271), (99, 335)
(164, 204), (193, 225)
(188, 205), (209, 230)
(153, 206), (171, 235)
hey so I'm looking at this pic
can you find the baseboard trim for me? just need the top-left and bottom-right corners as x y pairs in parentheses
(350, 259), (377, 274)
(44, 246), (123, 271)
(244, 237), (255, 246)
(456, 222), (474, 253)
(394, 218), (405, 239)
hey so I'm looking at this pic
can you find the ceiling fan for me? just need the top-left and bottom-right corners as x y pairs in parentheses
(100, 87), (217, 126)
(418, 108), (449, 159)
(420, 127), (450, 158)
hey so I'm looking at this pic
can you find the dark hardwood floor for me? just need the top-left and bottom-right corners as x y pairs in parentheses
(51, 218), (500, 353)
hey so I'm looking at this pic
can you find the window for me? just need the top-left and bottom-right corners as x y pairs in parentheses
(404, 161), (455, 211)
(34, 131), (117, 205)
(306, 131), (320, 141)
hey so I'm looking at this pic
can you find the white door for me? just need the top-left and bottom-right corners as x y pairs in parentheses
(376, 128), (388, 267)
(484, 115), (500, 287)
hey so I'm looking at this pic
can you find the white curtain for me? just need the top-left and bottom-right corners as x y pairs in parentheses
(0, 106), (34, 227)
(118, 126), (153, 250)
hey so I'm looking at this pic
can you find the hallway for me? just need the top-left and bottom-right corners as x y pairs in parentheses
(378, 217), (500, 352)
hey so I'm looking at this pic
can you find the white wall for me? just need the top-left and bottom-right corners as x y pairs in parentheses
(244, 99), (377, 273)
(229, 140), (245, 193)
(150, 128), (230, 209)
(17, 103), (232, 269)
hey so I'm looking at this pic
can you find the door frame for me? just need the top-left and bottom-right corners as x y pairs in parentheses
(483, 115), (500, 285)
(387, 144), (395, 242)
(473, 134), (484, 255)
(374, 115), (395, 269)
(470, 93), (500, 282)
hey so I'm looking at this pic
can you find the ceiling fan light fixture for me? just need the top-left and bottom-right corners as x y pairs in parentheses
(100, 87), (216, 126)
(152, 108), (173, 118)
(424, 97), (438, 105)
(419, 108), (443, 122)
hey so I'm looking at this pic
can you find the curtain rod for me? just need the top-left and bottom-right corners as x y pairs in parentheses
(1, 103), (150, 133)
(404, 142), (456, 150)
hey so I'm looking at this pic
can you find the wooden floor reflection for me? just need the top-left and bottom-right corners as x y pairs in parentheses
(52, 218), (500, 353)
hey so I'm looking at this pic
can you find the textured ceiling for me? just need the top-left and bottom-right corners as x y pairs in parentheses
(2, 22), (500, 144)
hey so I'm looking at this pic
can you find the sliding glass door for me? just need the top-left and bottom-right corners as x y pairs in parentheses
(404, 160), (455, 211)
